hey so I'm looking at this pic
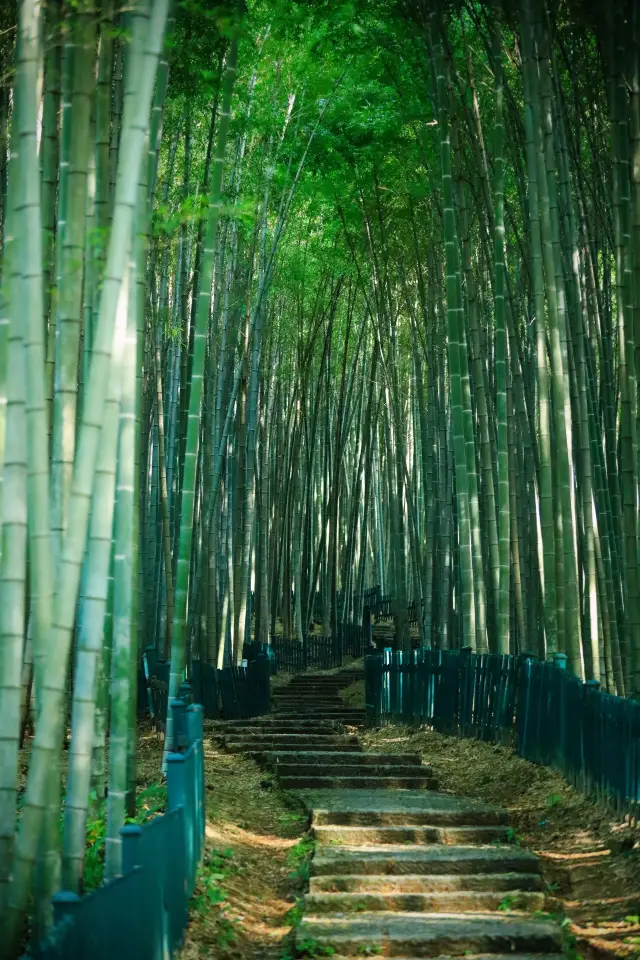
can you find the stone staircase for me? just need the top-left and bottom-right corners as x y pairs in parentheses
(271, 669), (367, 725)
(211, 669), (563, 960)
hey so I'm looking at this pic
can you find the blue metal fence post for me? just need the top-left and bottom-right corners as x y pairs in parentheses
(167, 750), (194, 896)
(171, 697), (189, 751)
(121, 824), (143, 873)
(187, 704), (205, 863)
(52, 890), (80, 926)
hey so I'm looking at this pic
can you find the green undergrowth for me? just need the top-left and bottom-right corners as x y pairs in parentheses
(286, 834), (316, 900)
(83, 781), (167, 892)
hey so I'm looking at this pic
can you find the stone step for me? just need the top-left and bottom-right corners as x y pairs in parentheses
(296, 913), (561, 956)
(312, 804), (509, 828)
(210, 718), (340, 729)
(273, 701), (347, 709)
(309, 873), (543, 895)
(313, 825), (509, 846)
(226, 740), (362, 755)
(273, 717), (365, 726)
(303, 890), (546, 914)
(272, 695), (347, 703)
(270, 751), (423, 767)
(228, 731), (358, 751)
(277, 775), (440, 790)
(311, 845), (540, 877)
(278, 765), (435, 781)
(314, 954), (563, 960)
(274, 709), (365, 719)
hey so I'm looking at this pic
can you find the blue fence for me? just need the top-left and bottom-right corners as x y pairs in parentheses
(246, 625), (371, 674)
(142, 648), (271, 723)
(27, 697), (205, 960)
(365, 648), (640, 814)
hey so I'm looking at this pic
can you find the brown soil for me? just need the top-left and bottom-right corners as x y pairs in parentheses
(363, 724), (640, 960)
(178, 723), (310, 960)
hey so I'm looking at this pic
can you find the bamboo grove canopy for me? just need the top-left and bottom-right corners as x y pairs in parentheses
(0, 0), (640, 952)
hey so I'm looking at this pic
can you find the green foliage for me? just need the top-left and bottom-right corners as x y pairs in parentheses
(287, 834), (315, 886)
(83, 812), (107, 893)
(285, 897), (305, 927)
(506, 826), (523, 846)
(297, 938), (336, 958)
(498, 894), (529, 912)
(193, 847), (235, 915)
(81, 782), (167, 892)
(279, 810), (308, 827)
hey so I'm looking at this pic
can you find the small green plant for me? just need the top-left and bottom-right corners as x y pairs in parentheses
(279, 811), (306, 825)
(625, 916), (640, 924)
(285, 898), (305, 927)
(558, 913), (583, 960)
(136, 783), (167, 824)
(288, 836), (315, 863)
(356, 944), (383, 956)
(83, 812), (107, 892)
(296, 937), (335, 957)
(506, 826), (523, 846)
(288, 835), (315, 885)
(498, 895), (517, 912)
(216, 917), (238, 948)
(193, 847), (236, 914)
(546, 793), (563, 809)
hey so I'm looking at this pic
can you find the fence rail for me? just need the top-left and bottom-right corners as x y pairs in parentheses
(243, 624), (371, 675)
(141, 620), (373, 719)
(365, 648), (640, 814)
(28, 697), (205, 959)
(142, 648), (271, 722)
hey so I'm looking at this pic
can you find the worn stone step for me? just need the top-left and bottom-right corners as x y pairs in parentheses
(273, 696), (347, 704)
(211, 720), (340, 734)
(296, 913), (561, 956)
(312, 802), (508, 828)
(303, 889), (545, 914)
(226, 740), (362, 754)
(277, 776), (440, 790)
(309, 873), (543, 895)
(274, 709), (365, 718)
(313, 825), (509, 846)
(278, 710), (365, 727)
(279, 765), (435, 781)
(273, 701), (347, 709)
(270, 751), (423, 767)
(228, 731), (358, 751)
(311, 845), (540, 877)
(317, 953), (563, 960)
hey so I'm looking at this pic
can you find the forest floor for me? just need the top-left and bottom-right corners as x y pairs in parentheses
(177, 724), (310, 960)
(359, 717), (640, 960)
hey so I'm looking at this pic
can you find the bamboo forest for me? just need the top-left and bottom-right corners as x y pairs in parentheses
(1, 0), (640, 957)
